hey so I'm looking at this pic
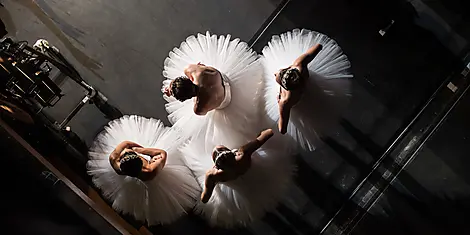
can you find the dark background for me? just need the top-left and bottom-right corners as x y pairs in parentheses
(1, 0), (469, 234)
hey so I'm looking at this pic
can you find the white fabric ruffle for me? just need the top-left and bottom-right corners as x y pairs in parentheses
(261, 29), (353, 152)
(180, 134), (295, 227)
(87, 115), (200, 225)
(162, 32), (264, 151)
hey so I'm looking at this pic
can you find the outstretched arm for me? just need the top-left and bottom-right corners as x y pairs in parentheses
(201, 168), (223, 203)
(238, 129), (274, 158)
(278, 99), (291, 134)
(109, 141), (142, 174)
(293, 44), (323, 68)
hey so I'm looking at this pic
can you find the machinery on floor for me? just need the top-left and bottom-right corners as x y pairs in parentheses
(0, 37), (122, 129)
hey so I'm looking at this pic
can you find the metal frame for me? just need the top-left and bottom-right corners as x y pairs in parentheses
(0, 38), (102, 130)
(320, 55), (470, 234)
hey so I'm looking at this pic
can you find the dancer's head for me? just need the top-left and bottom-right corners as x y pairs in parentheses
(276, 67), (302, 90)
(212, 146), (236, 170)
(119, 151), (143, 177)
(169, 76), (198, 101)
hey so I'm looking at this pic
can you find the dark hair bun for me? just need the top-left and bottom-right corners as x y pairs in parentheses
(120, 151), (143, 177)
(171, 76), (197, 101)
(214, 150), (236, 170)
(280, 68), (302, 90)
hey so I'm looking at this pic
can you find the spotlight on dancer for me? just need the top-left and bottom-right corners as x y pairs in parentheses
(109, 141), (167, 180)
(181, 128), (295, 227)
(261, 29), (353, 152)
(275, 44), (323, 135)
(164, 58), (240, 115)
(201, 128), (274, 203)
(87, 116), (200, 225)
(161, 32), (263, 149)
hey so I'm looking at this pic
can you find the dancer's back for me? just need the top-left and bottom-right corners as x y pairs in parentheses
(184, 64), (225, 115)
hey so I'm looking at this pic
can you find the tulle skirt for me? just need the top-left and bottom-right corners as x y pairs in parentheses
(87, 115), (200, 225)
(162, 32), (264, 151)
(261, 29), (353, 152)
(180, 134), (295, 227)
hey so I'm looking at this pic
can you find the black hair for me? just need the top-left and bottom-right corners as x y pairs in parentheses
(171, 76), (198, 101)
(119, 151), (143, 177)
(279, 67), (302, 90)
(214, 150), (236, 170)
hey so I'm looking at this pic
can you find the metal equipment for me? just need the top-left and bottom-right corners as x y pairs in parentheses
(0, 37), (122, 129)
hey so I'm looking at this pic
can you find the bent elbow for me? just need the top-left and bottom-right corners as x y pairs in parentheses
(183, 65), (192, 74)
(201, 194), (210, 204)
(159, 151), (168, 164)
(194, 109), (207, 116)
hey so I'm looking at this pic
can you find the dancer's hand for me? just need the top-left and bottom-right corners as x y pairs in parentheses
(239, 128), (274, 157)
(119, 141), (141, 149)
(114, 141), (142, 158)
(293, 44), (323, 68)
(151, 155), (164, 163)
(132, 147), (167, 158)
(109, 141), (142, 174)
(164, 86), (172, 96)
(259, 128), (274, 139)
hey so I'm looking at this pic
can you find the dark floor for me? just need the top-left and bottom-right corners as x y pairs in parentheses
(2, 0), (282, 144)
(354, 83), (470, 235)
(2, 0), (470, 234)
(0, 125), (101, 235)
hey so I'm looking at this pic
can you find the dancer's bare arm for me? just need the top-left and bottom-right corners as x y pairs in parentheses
(184, 64), (198, 81)
(201, 129), (274, 203)
(238, 129), (274, 159)
(183, 65), (207, 115)
(109, 141), (142, 174)
(201, 168), (224, 203)
(193, 97), (204, 115)
(293, 44), (323, 68)
(194, 92), (210, 115)
(278, 97), (292, 134)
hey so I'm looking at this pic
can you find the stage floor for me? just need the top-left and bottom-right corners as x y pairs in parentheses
(2, 0), (466, 234)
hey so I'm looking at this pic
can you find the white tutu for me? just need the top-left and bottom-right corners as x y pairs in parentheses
(87, 115), (200, 225)
(162, 32), (263, 151)
(261, 29), (353, 152)
(181, 135), (295, 227)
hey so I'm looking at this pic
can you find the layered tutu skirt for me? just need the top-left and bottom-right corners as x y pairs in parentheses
(87, 115), (200, 225)
(162, 32), (263, 151)
(180, 135), (295, 227)
(261, 29), (353, 152)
